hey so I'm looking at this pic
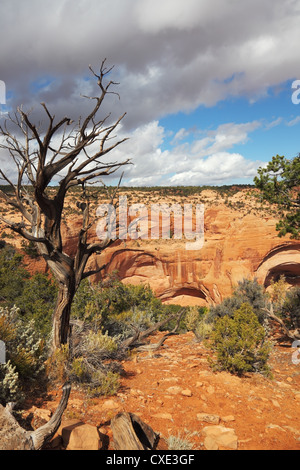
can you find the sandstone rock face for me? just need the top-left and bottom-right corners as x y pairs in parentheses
(93, 202), (300, 306)
(88, 195), (300, 306)
(18, 190), (300, 306)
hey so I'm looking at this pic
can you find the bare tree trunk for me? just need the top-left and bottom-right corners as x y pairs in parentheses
(264, 304), (300, 342)
(0, 383), (71, 450)
(111, 412), (160, 450)
(52, 282), (76, 350)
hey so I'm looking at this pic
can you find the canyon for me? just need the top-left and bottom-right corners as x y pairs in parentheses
(3, 187), (299, 306)
(2, 186), (300, 451)
(63, 188), (300, 306)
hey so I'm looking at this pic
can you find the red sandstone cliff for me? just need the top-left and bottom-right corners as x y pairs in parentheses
(3, 189), (300, 306)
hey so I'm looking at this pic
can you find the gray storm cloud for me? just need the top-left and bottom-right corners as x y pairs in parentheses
(1, 0), (300, 129)
(0, 0), (299, 186)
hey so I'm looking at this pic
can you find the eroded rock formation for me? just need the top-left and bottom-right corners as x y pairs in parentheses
(12, 190), (300, 307)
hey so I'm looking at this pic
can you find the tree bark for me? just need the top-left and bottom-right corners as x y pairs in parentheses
(0, 383), (71, 450)
(111, 412), (160, 450)
(52, 283), (76, 350)
(30, 382), (71, 450)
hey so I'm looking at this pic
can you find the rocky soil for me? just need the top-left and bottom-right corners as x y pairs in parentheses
(24, 331), (300, 451)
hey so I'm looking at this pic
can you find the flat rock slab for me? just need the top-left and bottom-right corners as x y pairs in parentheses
(202, 425), (238, 450)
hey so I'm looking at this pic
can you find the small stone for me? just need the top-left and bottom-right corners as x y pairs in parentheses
(207, 386), (215, 395)
(271, 400), (280, 408)
(197, 413), (220, 424)
(153, 413), (173, 420)
(204, 436), (219, 450)
(102, 399), (120, 410)
(31, 407), (52, 421)
(166, 386), (182, 395)
(181, 389), (193, 397)
(266, 424), (286, 432)
(222, 415), (235, 423)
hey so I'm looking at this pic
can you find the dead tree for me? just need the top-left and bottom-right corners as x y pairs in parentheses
(111, 412), (161, 450)
(264, 303), (300, 341)
(121, 309), (185, 351)
(0, 382), (71, 450)
(0, 60), (130, 351)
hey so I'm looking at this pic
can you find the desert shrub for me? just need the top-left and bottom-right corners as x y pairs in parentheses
(72, 275), (177, 337)
(47, 328), (123, 397)
(267, 276), (289, 314)
(194, 319), (213, 342)
(0, 306), (46, 405)
(167, 432), (194, 450)
(0, 244), (57, 337)
(208, 279), (267, 324)
(85, 371), (120, 398)
(184, 306), (207, 332)
(0, 244), (29, 305)
(184, 307), (212, 341)
(209, 303), (272, 377)
(46, 344), (70, 384)
(0, 361), (20, 404)
(17, 273), (57, 337)
(106, 308), (157, 339)
(281, 287), (300, 330)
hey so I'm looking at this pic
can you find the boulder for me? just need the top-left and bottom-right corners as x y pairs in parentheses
(58, 420), (103, 450)
(202, 425), (238, 450)
(66, 423), (102, 451)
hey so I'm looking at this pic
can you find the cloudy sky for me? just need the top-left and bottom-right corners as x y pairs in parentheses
(1, 0), (300, 186)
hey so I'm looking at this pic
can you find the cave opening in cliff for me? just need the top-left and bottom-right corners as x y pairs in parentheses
(163, 287), (208, 307)
(264, 262), (300, 288)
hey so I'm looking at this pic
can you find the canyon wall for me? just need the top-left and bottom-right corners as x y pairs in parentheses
(8, 190), (300, 307)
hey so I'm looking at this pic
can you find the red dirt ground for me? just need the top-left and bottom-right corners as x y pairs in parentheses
(29, 331), (300, 451)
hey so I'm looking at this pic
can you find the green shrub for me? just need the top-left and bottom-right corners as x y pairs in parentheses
(71, 275), (177, 338)
(194, 319), (213, 342)
(0, 244), (57, 338)
(208, 279), (267, 324)
(86, 370), (120, 398)
(47, 329), (122, 397)
(0, 306), (46, 405)
(0, 360), (20, 404)
(209, 303), (272, 376)
(0, 245), (29, 305)
(184, 306), (207, 332)
(17, 273), (58, 337)
(281, 287), (300, 330)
